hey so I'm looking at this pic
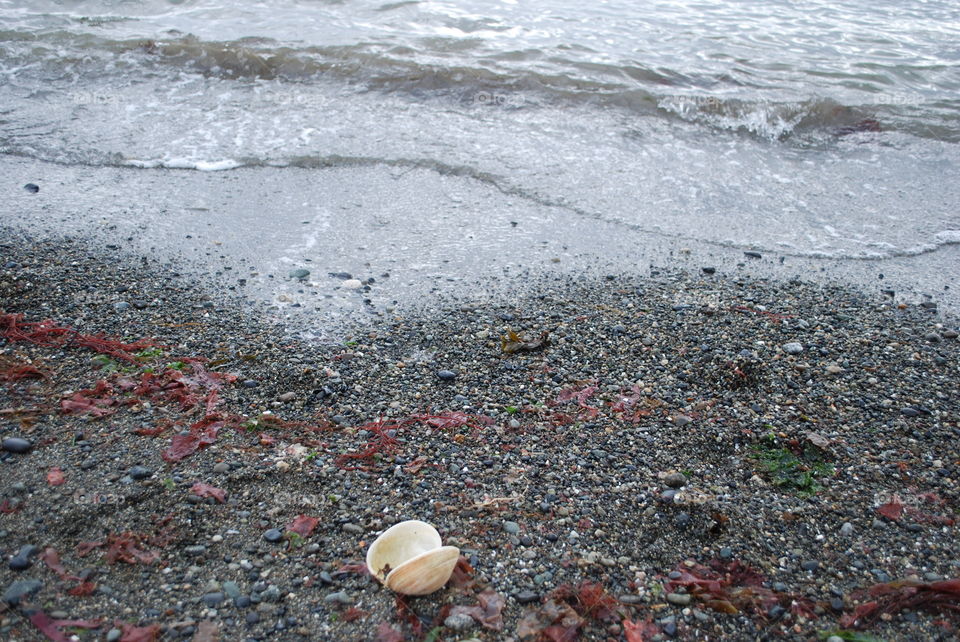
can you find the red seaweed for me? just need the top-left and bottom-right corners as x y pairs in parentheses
(841, 577), (960, 629)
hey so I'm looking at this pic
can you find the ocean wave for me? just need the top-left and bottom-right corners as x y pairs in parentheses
(0, 30), (956, 143)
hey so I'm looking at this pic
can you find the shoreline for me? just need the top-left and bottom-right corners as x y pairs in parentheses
(1, 229), (958, 641)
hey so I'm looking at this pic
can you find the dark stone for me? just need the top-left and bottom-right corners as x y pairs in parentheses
(675, 512), (691, 529)
(23, 183), (39, 193)
(262, 529), (283, 543)
(901, 407), (920, 418)
(514, 590), (539, 604)
(744, 251), (762, 259)
(436, 370), (457, 381)
(245, 612), (260, 625)
(1, 438), (32, 454)
(701, 266), (716, 274)
(202, 592), (224, 607)
(234, 595), (252, 608)
(801, 560), (819, 572)
(3, 579), (42, 605)
(128, 466), (153, 480)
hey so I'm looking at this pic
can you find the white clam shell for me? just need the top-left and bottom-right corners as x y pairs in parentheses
(366, 520), (460, 596)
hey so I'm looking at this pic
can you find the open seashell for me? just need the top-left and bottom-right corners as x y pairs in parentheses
(366, 520), (459, 596)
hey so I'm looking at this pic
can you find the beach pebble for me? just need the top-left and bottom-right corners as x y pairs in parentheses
(23, 183), (39, 193)
(342, 523), (363, 535)
(324, 591), (353, 605)
(662, 472), (687, 488)
(202, 592), (224, 606)
(666, 592), (692, 606)
(262, 529), (283, 543)
(288, 269), (310, 280)
(503, 521), (521, 535)
(278, 392), (296, 402)
(213, 462), (230, 474)
(781, 342), (803, 355)
(701, 266), (716, 274)
(436, 369), (457, 381)
(444, 613), (475, 631)
(342, 279), (363, 289)
(840, 522), (854, 536)
(515, 590), (539, 604)
(3, 579), (42, 605)
(1, 438), (32, 454)
(128, 465), (153, 480)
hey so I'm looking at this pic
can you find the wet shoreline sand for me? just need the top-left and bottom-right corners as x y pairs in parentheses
(1, 229), (958, 641)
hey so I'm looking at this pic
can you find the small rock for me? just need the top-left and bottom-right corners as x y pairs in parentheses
(113, 301), (130, 311)
(202, 592), (224, 607)
(262, 529), (283, 543)
(826, 364), (843, 374)
(444, 613), (475, 631)
(662, 472), (687, 488)
(515, 590), (539, 604)
(342, 523), (363, 535)
(701, 267), (716, 275)
(840, 522), (854, 536)
(342, 279), (363, 289)
(744, 251), (762, 259)
(278, 392), (296, 402)
(672, 415), (691, 427)
(924, 332), (941, 342)
(782, 342), (803, 355)
(23, 183), (40, 193)
(288, 269), (310, 280)
(942, 329), (958, 339)
(324, 591), (353, 605)
(801, 560), (819, 572)
(503, 521), (521, 534)
(107, 628), (123, 642)
(666, 592), (692, 606)
(213, 462), (230, 474)
(3, 579), (42, 605)
(901, 407), (920, 418)
(128, 465), (153, 480)
(1, 437), (32, 454)
(436, 370), (457, 381)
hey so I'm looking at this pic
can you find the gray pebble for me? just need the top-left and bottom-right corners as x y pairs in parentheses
(128, 465), (153, 480)
(1, 438), (32, 454)
(3, 579), (42, 605)
(324, 591), (353, 605)
(515, 590), (539, 604)
(444, 613), (475, 631)
(662, 472), (687, 488)
(213, 462), (230, 474)
(503, 521), (521, 535)
(202, 592), (224, 607)
(288, 269), (310, 280)
(342, 523), (364, 535)
(107, 628), (123, 642)
(263, 529), (283, 543)
(840, 522), (854, 536)
(782, 342), (803, 355)
(666, 592), (692, 606)
(437, 369), (457, 381)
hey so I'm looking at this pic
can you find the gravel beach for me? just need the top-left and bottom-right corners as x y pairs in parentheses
(1, 229), (958, 642)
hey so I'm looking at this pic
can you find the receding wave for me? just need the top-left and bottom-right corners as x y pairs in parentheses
(1, 31), (956, 142)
